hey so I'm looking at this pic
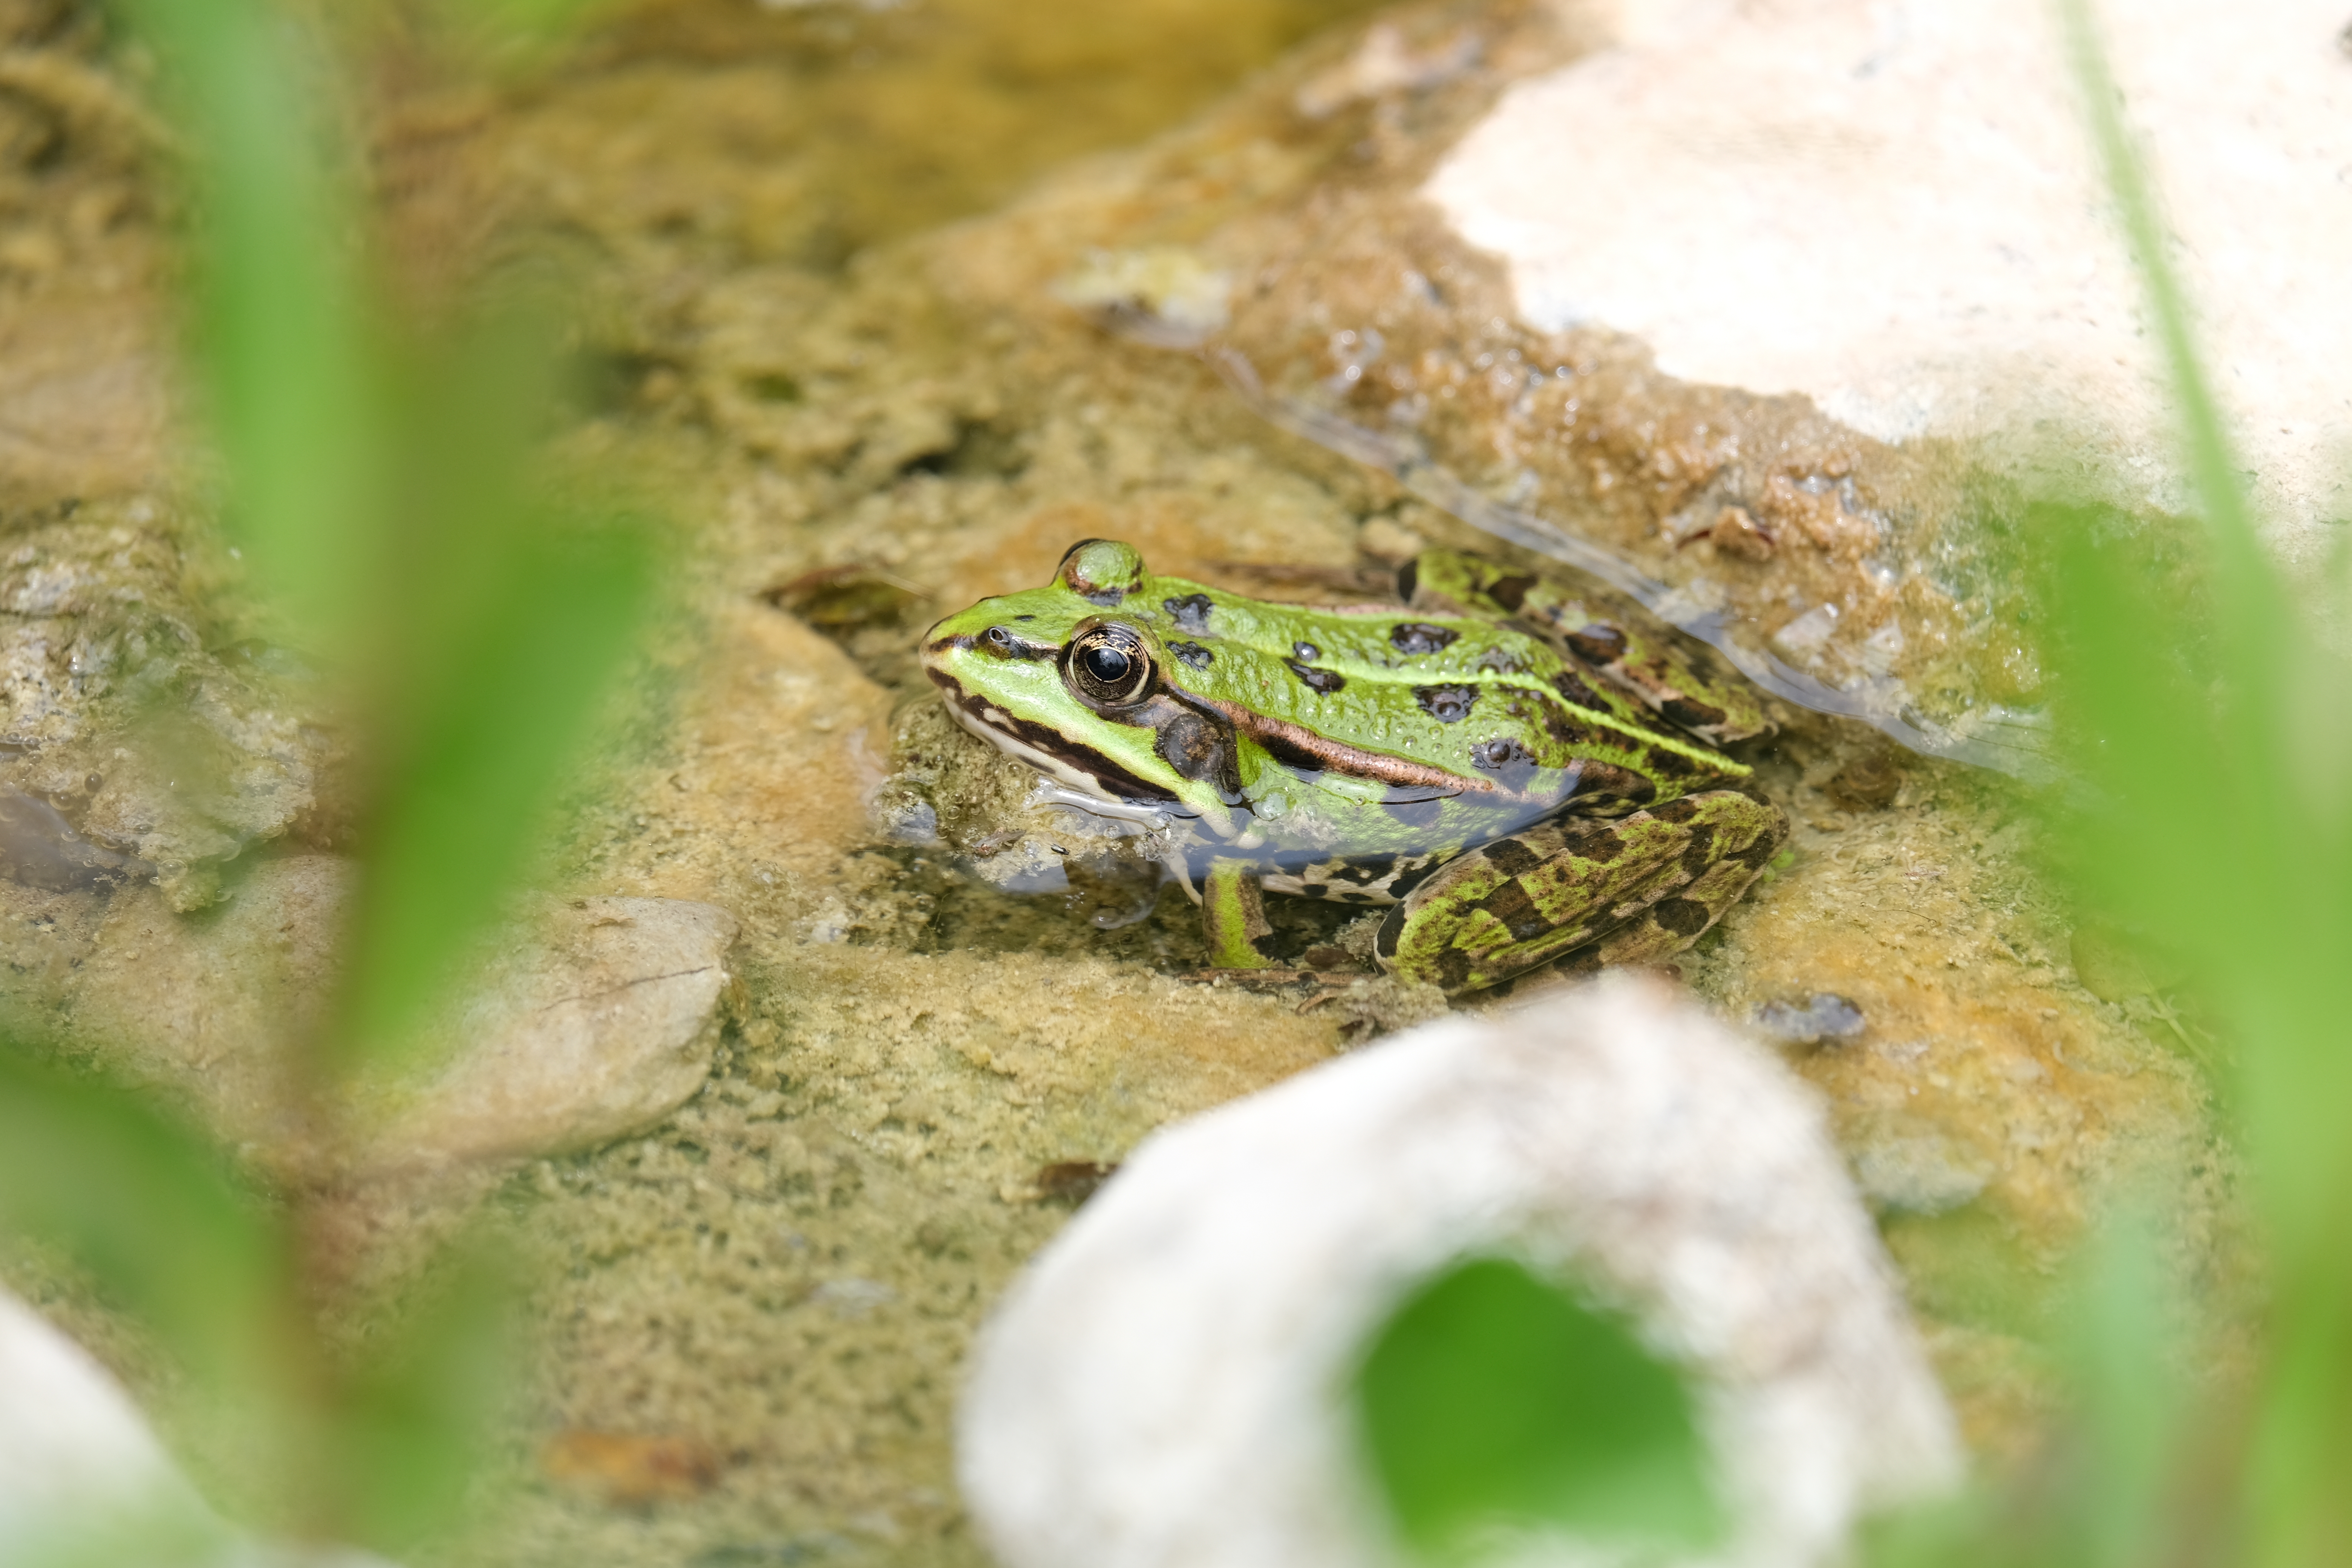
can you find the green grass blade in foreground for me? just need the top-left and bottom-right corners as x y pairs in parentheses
(109, 0), (381, 652)
(332, 1246), (514, 1551)
(2054, 6), (2352, 1563)
(0, 1047), (296, 1452)
(2069, 1208), (2192, 1568)
(337, 522), (654, 1064)
(1353, 1257), (1720, 1560)
(2053, 0), (2261, 578)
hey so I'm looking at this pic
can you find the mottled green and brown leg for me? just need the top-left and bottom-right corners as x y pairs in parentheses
(1408, 550), (1773, 745)
(1374, 790), (1787, 993)
(1200, 857), (1277, 970)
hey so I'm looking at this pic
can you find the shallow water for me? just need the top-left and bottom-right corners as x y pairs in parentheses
(0, 2), (2249, 1563)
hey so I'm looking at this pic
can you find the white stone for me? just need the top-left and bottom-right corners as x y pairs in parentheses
(0, 1290), (398, 1567)
(1426, 0), (2352, 547)
(63, 867), (740, 1175)
(957, 974), (1958, 1568)
(0, 1286), (222, 1561)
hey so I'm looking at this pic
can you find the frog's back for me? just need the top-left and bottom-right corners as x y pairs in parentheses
(1125, 567), (1741, 828)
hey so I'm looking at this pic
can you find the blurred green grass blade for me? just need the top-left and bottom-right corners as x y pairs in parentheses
(1352, 1257), (1721, 1559)
(340, 522), (654, 1063)
(334, 1248), (514, 1551)
(0, 1047), (289, 1413)
(2054, 9), (2352, 1565)
(2054, 0), (2250, 548)
(2055, 0), (2294, 771)
(2067, 1208), (2188, 1568)
(109, 0), (381, 651)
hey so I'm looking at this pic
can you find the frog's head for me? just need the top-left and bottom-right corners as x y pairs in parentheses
(921, 539), (1234, 812)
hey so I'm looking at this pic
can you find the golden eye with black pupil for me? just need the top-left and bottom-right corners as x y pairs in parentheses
(1067, 625), (1154, 706)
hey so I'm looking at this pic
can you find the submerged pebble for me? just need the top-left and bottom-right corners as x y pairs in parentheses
(1751, 992), (1868, 1048)
(0, 787), (143, 890)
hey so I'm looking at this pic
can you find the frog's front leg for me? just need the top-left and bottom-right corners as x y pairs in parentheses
(1374, 790), (1787, 993)
(1199, 856), (1279, 970)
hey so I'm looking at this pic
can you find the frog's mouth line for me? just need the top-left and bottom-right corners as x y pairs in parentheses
(930, 671), (1184, 811)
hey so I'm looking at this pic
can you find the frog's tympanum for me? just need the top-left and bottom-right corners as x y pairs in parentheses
(922, 540), (1788, 993)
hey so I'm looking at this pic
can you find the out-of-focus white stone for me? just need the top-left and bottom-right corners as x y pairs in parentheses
(0, 1288), (402, 1568)
(957, 974), (1958, 1568)
(0, 1287), (220, 1559)
(1425, 0), (2352, 546)
(362, 896), (740, 1173)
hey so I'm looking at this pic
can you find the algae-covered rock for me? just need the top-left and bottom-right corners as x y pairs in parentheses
(359, 894), (741, 1174)
(0, 502), (340, 909)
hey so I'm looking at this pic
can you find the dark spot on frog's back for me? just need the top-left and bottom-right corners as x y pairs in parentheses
(1539, 706), (1603, 750)
(1485, 574), (1535, 613)
(1566, 625), (1628, 665)
(1164, 594), (1214, 632)
(1288, 661), (1346, 694)
(1168, 640), (1213, 669)
(1476, 879), (1555, 943)
(1661, 695), (1729, 732)
(1415, 684), (1478, 723)
(1390, 622), (1459, 655)
(1652, 897), (1712, 937)
(1549, 669), (1611, 712)
(1678, 823), (1718, 877)
(1479, 837), (1543, 878)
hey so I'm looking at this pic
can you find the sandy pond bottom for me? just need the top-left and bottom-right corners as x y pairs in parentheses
(0, 2), (2246, 1565)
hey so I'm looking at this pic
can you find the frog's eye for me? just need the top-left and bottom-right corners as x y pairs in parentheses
(1067, 625), (1155, 707)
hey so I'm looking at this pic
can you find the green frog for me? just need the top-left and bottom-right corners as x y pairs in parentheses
(921, 539), (1787, 993)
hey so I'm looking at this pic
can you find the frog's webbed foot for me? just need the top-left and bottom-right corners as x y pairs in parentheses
(1375, 790), (1788, 994)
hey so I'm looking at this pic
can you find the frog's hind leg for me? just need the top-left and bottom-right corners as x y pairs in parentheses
(1374, 790), (1787, 994)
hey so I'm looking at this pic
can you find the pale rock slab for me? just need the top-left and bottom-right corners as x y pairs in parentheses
(1426, 0), (2352, 545)
(958, 974), (1958, 1568)
(60, 859), (739, 1175)
(360, 896), (741, 1173)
